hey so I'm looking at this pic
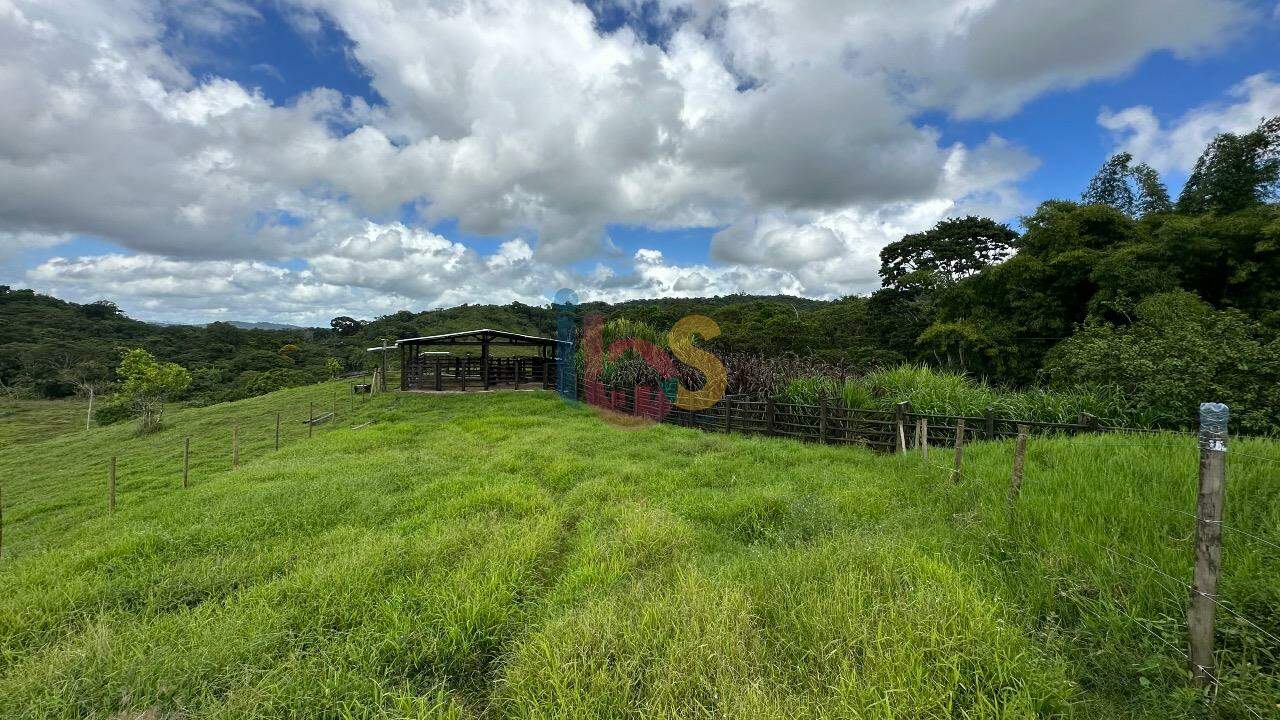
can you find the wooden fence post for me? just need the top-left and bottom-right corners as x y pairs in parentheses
(309, 402), (314, 438)
(232, 425), (239, 468)
(950, 420), (965, 482)
(919, 417), (929, 458)
(275, 412), (281, 451)
(183, 436), (190, 489)
(895, 402), (910, 454)
(1008, 424), (1029, 505)
(109, 456), (117, 513)
(765, 397), (776, 435)
(1188, 402), (1228, 689)
(724, 398), (733, 433)
(819, 397), (828, 443)
(984, 407), (995, 440)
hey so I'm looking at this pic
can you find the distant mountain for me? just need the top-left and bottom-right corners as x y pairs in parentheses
(224, 321), (306, 331)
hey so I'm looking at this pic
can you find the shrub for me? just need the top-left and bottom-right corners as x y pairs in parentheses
(1043, 291), (1280, 433)
(93, 395), (133, 426)
(116, 348), (191, 433)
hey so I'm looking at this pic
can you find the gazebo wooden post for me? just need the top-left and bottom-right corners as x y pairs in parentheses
(400, 342), (408, 391)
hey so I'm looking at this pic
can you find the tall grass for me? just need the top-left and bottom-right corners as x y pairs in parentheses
(770, 363), (1153, 426)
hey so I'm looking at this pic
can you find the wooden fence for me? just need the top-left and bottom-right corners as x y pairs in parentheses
(574, 376), (1105, 452)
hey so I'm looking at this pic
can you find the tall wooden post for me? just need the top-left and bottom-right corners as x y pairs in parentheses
(984, 407), (995, 440)
(481, 336), (491, 389)
(183, 436), (190, 488)
(919, 418), (929, 457)
(1188, 403), (1228, 689)
(895, 402), (910, 454)
(232, 425), (239, 468)
(950, 420), (965, 483)
(1008, 424), (1028, 505)
(724, 398), (733, 433)
(275, 412), (281, 451)
(308, 403), (314, 439)
(108, 456), (117, 513)
(380, 340), (389, 392)
(436, 359), (443, 391)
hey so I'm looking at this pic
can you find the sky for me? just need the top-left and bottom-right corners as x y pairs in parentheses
(1, 0), (1279, 326)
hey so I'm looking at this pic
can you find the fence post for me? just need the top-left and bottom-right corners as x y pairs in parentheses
(109, 456), (117, 513)
(765, 397), (776, 435)
(818, 397), (828, 443)
(950, 420), (965, 482)
(895, 402), (910, 454)
(309, 402), (314, 438)
(919, 417), (929, 457)
(275, 412), (281, 451)
(1188, 403), (1228, 689)
(436, 360), (444, 391)
(183, 436), (190, 489)
(984, 407), (995, 440)
(1008, 424), (1029, 505)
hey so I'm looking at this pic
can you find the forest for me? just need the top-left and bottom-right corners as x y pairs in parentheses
(2, 117), (1278, 432)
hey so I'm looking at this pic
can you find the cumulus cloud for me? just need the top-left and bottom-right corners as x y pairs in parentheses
(1100, 73), (1280, 173)
(0, 0), (1255, 321)
(23, 222), (803, 324)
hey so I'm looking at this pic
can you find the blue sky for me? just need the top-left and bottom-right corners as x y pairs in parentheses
(2, 0), (1278, 324)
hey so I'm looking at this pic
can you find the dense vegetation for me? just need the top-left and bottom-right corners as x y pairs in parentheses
(0, 388), (1275, 717)
(3, 117), (1278, 431)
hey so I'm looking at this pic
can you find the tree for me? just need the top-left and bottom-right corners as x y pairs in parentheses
(1043, 291), (1280, 433)
(82, 299), (121, 320)
(330, 316), (363, 336)
(325, 357), (342, 378)
(1130, 162), (1173, 216)
(1177, 116), (1280, 214)
(1082, 152), (1172, 217)
(116, 349), (191, 433)
(57, 358), (109, 430)
(879, 217), (1018, 292)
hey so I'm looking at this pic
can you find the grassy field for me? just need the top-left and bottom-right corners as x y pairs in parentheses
(0, 399), (89, 448)
(0, 385), (1277, 719)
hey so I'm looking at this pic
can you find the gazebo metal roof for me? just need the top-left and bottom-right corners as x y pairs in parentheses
(395, 328), (568, 346)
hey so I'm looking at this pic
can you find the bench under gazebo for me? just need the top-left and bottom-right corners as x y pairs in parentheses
(397, 329), (566, 391)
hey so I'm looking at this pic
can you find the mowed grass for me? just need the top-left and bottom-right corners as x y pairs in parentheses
(0, 385), (1277, 719)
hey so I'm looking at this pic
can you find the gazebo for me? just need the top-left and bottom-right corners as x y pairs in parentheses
(397, 329), (567, 391)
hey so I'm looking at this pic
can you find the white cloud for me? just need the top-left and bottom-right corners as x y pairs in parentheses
(0, 0), (1256, 320)
(1100, 73), (1280, 173)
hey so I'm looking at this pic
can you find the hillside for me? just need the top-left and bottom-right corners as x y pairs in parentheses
(0, 387), (1276, 718)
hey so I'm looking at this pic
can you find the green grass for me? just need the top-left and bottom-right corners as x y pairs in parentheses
(0, 385), (1277, 719)
(0, 398), (89, 448)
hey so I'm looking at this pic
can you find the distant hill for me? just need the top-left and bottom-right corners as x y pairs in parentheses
(225, 321), (305, 331)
